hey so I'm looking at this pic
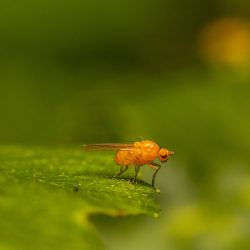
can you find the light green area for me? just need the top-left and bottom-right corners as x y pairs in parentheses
(93, 160), (250, 250)
(0, 146), (158, 250)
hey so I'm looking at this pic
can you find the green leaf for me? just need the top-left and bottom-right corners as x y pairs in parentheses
(0, 146), (159, 250)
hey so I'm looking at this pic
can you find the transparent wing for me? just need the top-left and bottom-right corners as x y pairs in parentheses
(82, 143), (134, 151)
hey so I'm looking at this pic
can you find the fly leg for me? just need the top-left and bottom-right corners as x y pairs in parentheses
(149, 162), (161, 189)
(132, 165), (140, 184)
(114, 165), (128, 178)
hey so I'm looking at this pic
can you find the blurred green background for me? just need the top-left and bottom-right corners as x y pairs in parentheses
(1, 0), (250, 249)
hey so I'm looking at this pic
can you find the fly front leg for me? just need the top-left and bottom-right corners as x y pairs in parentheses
(149, 162), (161, 189)
(132, 165), (140, 183)
(114, 165), (128, 178)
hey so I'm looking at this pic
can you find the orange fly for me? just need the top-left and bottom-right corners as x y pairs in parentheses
(83, 140), (174, 188)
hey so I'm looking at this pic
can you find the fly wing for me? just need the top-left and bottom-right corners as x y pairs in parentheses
(83, 143), (134, 151)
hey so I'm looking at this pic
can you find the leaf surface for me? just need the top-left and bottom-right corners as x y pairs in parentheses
(0, 146), (159, 250)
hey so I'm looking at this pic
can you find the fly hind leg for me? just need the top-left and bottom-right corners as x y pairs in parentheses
(114, 165), (128, 178)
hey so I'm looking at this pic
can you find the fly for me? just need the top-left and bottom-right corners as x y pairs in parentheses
(83, 140), (174, 189)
